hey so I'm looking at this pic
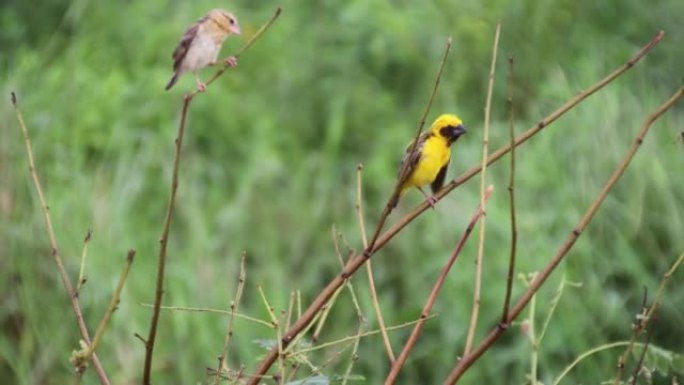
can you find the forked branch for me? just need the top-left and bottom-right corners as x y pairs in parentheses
(11, 92), (110, 385)
(443, 86), (683, 384)
(246, 31), (665, 384)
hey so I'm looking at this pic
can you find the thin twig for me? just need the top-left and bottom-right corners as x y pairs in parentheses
(501, 54), (518, 325)
(355, 164), (395, 364)
(294, 315), (437, 355)
(88, 250), (135, 356)
(284, 291), (299, 383)
(464, 22), (500, 355)
(310, 232), (346, 342)
(646, 250), (684, 320)
(331, 228), (366, 332)
(139, 304), (272, 327)
(355, 164), (369, 248)
(539, 276), (579, 343)
(282, 307), (323, 355)
(342, 321), (364, 385)
(284, 297), (326, 357)
(246, 31), (666, 384)
(76, 230), (92, 292)
(367, 37), (453, 251)
(303, 340), (357, 377)
(525, 273), (538, 384)
(286, 291), (295, 331)
(525, 274), (577, 385)
(443, 86), (683, 384)
(553, 341), (633, 385)
(214, 252), (247, 384)
(339, 244), (366, 385)
(142, 11), (282, 383)
(614, 249), (684, 384)
(11, 92), (110, 385)
(630, 317), (657, 385)
(615, 299), (649, 384)
(142, 93), (191, 385)
(385, 186), (493, 385)
(258, 285), (285, 382)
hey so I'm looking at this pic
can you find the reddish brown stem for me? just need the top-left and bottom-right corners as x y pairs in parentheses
(443, 86), (683, 384)
(246, 31), (665, 384)
(142, 93), (192, 385)
(384, 186), (493, 384)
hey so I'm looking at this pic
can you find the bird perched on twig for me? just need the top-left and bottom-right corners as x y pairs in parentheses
(391, 114), (467, 209)
(165, 9), (242, 92)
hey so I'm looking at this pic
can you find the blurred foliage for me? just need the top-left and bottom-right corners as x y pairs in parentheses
(1, 0), (683, 384)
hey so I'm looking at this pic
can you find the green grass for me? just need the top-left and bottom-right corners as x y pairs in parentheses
(2, 0), (684, 384)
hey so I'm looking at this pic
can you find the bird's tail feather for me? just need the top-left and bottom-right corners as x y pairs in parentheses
(165, 73), (179, 91)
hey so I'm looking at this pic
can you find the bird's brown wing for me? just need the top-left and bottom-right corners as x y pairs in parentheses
(171, 17), (205, 72)
(397, 132), (429, 184)
(431, 160), (449, 194)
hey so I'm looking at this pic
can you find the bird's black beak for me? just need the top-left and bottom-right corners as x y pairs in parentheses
(440, 124), (467, 144)
(449, 124), (466, 142)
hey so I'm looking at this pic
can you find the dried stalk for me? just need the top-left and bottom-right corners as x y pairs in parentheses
(247, 31), (665, 384)
(11, 92), (110, 384)
(443, 86), (683, 384)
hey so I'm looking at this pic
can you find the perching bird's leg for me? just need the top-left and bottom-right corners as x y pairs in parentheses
(208, 56), (238, 68)
(194, 71), (206, 92)
(418, 187), (437, 209)
(223, 56), (238, 68)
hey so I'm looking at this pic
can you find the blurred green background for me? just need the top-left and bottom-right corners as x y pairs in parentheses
(2, 0), (683, 384)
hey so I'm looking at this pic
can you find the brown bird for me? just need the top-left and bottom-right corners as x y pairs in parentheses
(165, 9), (242, 92)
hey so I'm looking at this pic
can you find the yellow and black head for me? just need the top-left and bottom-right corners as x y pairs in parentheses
(430, 114), (466, 145)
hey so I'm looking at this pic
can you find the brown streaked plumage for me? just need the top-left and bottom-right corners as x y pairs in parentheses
(165, 9), (241, 92)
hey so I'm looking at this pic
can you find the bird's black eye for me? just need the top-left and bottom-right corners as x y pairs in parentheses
(440, 125), (455, 137)
(229, 18), (235, 24)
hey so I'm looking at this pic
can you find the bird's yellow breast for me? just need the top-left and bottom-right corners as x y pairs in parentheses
(403, 135), (451, 190)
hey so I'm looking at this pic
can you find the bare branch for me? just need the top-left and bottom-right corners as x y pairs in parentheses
(501, 54), (518, 324)
(76, 229), (92, 292)
(385, 186), (493, 384)
(89, 250), (135, 355)
(246, 31), (666, 384)
(214, 252), (247, 384)
(355, 164), (395, 364)
(464, 22), (500, 355)
(444, 85), (683, 384)
(11, 91), (110, 385)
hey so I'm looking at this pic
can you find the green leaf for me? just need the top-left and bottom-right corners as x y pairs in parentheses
(630, 344), (684, 375)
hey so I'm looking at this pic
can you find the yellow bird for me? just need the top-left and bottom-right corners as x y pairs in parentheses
(391, 114), (467, 208)
(165, 9), (242, 92)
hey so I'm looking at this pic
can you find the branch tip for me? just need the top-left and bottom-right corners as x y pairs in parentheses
(127, 249), (136, 263)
